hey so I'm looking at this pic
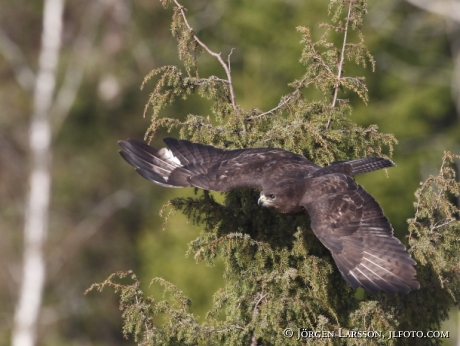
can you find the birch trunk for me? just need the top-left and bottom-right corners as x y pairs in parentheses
(11, 0), (64, 345)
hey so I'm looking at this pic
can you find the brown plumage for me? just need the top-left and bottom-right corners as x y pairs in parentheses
(119, 138), (420, 296)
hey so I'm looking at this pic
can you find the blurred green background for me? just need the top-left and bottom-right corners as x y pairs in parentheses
(1, 0), (458, 345)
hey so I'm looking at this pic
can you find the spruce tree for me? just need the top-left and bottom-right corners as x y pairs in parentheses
(87, 0), (460, 344)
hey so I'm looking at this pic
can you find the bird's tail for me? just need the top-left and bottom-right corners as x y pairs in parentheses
(313, 157), (395, 177)
(315, 157), (395, 177)
(343, 157), (395, 175)
(118, 139), (192, 188)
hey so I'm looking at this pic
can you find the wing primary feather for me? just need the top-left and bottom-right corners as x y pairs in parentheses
(303, 174), (419, 295)
(119, 139), (192, 187)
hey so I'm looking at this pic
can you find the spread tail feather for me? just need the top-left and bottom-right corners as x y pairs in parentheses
(344, 157), (395, 175)
(316, 157), (395, 177)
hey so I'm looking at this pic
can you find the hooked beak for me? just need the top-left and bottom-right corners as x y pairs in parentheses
(258, 194), (267, 206)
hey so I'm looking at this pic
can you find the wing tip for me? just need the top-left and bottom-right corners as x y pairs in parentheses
(357, 273), (421, 296)
(118, 139), (128, 149)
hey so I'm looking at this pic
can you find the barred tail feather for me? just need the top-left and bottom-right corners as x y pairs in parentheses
(345, 157), (395, 175)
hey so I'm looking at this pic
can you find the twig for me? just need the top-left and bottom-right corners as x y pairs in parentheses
(248, 96), (294, 121)
(430, 218), (454, 232)
(52, 0), (109, 134)
(0, 28), (35, 91)
(173, 0), (237, 110)
(213, 325), (246, 333)
(198, 76), (231, 85)
(227, 48), (235, 71)
(47, 190), (133, 277)
(433, 153), (450, 211)
(246, 76), (314, 121)
(250, 293), (267, 346)
(326, 2), (353, 130)
(252, 293), (267, 318)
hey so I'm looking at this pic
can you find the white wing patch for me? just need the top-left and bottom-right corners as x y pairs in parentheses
(158, 148), (181, 165)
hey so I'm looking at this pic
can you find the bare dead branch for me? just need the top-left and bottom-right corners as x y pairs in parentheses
(246, 76), (314, 121)
(248, 96), (295, 121)
(0, 28), (35, 91)
(326, 2), (353, 130)
(250, 292), (267, 346)
(172, 0), (237, 110)
(227, 48), (235, 71)
(430, 218), (454, 232)
(52, 0), (110, 133)
(47, 190), (133, 278)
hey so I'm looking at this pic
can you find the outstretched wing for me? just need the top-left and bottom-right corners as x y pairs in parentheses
(302, 174), (420, 295)
(118, 138), (317, 192)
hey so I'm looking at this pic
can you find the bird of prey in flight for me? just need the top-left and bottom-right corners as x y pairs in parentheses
(118, 138), (420, 296)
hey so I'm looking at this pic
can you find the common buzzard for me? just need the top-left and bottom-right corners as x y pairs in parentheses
(118, 138), (420, 295)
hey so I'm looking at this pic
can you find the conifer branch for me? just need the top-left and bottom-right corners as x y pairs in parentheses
(134, 284), (153, 338)
(172, 0), (237, 110)
(326, 1), (353, 130)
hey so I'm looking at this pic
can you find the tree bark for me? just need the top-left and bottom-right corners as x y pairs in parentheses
(11, 0), (65, 345)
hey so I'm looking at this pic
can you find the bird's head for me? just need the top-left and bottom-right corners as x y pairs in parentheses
(259, 180), (307, 215)
(258, 192), (277, 209)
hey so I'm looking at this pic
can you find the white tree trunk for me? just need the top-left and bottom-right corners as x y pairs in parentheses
(11, 0), (64, 345)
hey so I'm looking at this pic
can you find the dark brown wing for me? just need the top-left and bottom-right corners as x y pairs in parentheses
(302, 174), (420, 295)
(118, 138), (318, 192)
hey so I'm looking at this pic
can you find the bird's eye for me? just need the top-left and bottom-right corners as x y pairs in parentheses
(268, 194), (276, 199)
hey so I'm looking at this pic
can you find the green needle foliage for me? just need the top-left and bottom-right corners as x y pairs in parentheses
(88, 0), (460, 344)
